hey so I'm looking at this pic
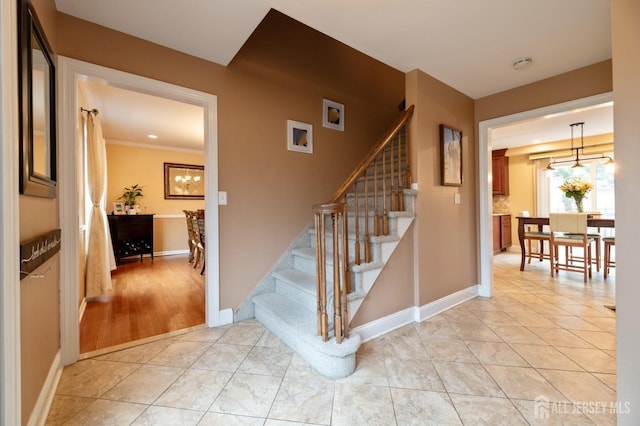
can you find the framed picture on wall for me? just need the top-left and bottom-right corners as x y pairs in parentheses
(440, 124), (463, 186)
(322, 99), (344, 131)
(287, 120), (313, 154)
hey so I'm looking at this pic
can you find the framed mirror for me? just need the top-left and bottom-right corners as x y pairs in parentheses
(19, 0), (57, 198)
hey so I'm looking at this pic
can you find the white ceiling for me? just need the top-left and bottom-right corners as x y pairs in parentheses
(57, 0), (613, 150)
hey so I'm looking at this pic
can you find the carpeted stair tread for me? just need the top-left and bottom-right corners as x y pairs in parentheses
(272, 268), (316, 296)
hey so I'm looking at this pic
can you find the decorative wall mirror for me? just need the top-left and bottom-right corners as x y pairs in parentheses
(19, 0), (57, 198)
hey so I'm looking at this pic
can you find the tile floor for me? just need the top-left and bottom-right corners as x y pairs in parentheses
(46, 253), (617, 425)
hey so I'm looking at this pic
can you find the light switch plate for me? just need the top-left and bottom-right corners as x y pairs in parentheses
(218, 191), (228, 205)
(454, 193), (461, 204)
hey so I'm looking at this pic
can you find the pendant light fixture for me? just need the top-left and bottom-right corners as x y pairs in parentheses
(545, 122), (614, 172)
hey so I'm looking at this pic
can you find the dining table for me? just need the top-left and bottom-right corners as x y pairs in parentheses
(516, 215), (615, 271)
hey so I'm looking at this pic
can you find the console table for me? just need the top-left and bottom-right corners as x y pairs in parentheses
(108, 214), (154, 265)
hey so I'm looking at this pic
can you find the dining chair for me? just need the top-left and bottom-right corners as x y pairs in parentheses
(603, 236), (615, 279)
(183, 210), (197, 263)
(520, 211), (550, 264)
(566, 210), (601, 272)
(549, 212), (595, 283)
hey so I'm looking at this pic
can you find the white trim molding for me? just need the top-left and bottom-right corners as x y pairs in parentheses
(352, 285), (479, 343)
(58, 57), (224, 369)
(1, 0), (22, 423)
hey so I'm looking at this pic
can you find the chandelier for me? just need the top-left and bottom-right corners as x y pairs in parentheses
(545, 122), (614, 171)
(174, 172), (201, 191)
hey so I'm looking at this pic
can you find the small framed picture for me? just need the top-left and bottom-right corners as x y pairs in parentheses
(322, 99), (344, 131)
(440, 124), (463, 186)
(113, 201), (126, 215)
(287, 120), (313, 154)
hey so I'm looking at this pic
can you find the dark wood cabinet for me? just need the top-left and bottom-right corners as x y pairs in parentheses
(108, 214), (154, 265)
(493, 214), (511, 255)
(492, 149), (509, 195)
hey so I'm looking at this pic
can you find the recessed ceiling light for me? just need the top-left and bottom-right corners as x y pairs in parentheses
(148, 134), (158, 139)
(513, 57), (533, 70)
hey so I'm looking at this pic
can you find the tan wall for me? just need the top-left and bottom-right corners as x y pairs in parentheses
(350, 225), (415, 328)
(58, 10), (405, 312)
(106, 143), (205, 254)
(407, 70), (477, 306)
(20, 0), (60, 422)
(505, 154), (536, 246)
(475, 60), (612, 122)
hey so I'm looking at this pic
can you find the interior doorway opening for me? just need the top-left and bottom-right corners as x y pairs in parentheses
(58, 57), (229, 367)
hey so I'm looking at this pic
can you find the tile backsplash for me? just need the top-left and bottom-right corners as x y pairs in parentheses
(492, 195), (510, 214)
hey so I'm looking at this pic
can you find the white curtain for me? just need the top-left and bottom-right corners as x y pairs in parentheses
(85, 110), (115, 299)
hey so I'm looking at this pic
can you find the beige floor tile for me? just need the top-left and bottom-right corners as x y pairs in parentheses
(507, 312), (560, 328)
(45, 395), (94, 426)
(449, 394), (527, 425)
(488, 325), (548, 345)
(268, 377), (334, 425)
(131, 405), (205, 425)
(209, 373), (281, 417)
(332, 383), (395, 426)
(465, 341), (529, 367)
(484, 365), (568, 402)
(217, 324), (266, 346)
(510, 343), (583, 371)
(63, 399), (147, 426)
(555, 347), (616, 374)
(199, 412), (265, 425)
(337, 353), (388, 386)
(472, 310), (521, 326)
(569, 330), (616, 350)
(529, 327), (595, 349)
(147, 340), (212, 368)
(423, 339), (479, 363)
(583, 316), (616, 333)
(55, 360), (141, 398)
(448, 321), (503, 342)
(544, 315), (603, 331)
(177, 326), (229, 343)
(284, 354), (334, 382)
(511, 399), (595, 425)
(101, 364), (184, 404)
(390, 388), (462, 425)
(95, 339), (175, 363)
(154, 369), (232, 411)
(432, 361), (504, 397)
(384, 358), (445, 391)
(538, 369), (617, 404)
(237, 345), (293, 377)
(437, 308), (480, 324)
(191, 343), (252, 372)
(415, 319), (460, 341)
(592, 373), (616, 391)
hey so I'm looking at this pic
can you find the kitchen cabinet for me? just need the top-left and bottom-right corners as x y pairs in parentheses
(493, 214), (511, 254)
(492, 149), (509, 195)
(108, 214), (154, 265)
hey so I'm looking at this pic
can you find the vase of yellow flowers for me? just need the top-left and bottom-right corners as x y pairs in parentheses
(559, 178), (593, 213)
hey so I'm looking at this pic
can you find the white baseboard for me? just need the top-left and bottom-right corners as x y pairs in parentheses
(417, 285), (479, 322)
(352, 285), (479, 343)
(27, 350), (62, 426)
(153, 249), (189, 257)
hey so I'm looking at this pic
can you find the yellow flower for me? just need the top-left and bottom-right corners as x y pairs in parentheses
(559, 178), (593, 198)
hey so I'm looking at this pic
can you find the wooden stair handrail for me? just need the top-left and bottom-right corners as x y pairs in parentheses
(329, 105), (414, 203)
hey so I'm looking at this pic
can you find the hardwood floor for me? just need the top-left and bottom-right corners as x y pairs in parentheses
(79, 255), (205, 354)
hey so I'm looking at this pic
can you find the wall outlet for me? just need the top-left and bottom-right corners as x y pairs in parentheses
(454, 193), (461, 204)
(218, 191), (228, 205)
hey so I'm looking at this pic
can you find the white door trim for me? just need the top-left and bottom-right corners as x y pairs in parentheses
(58, 57), (228, 366)
(0, 0), (22, 423)
(477, 92), (613, 297)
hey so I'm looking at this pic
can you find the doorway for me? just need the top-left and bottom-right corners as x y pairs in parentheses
(58, 57), (232, 366)
(477, 92), (614, 297)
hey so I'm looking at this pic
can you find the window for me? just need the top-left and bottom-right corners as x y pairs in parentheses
(547, 154), (615, 215)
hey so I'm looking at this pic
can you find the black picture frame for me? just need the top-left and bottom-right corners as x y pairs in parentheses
(164, 163), (205, 200)
(18, 0), (57, 198)
(440, 124), (463, 186)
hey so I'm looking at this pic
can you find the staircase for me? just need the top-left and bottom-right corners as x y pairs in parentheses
(249, 106), (415, 378)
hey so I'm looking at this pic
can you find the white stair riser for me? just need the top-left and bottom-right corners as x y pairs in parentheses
(274, 278), (317, 315)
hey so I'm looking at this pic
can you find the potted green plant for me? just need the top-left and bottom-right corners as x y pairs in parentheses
(118, 184), (143, 215)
